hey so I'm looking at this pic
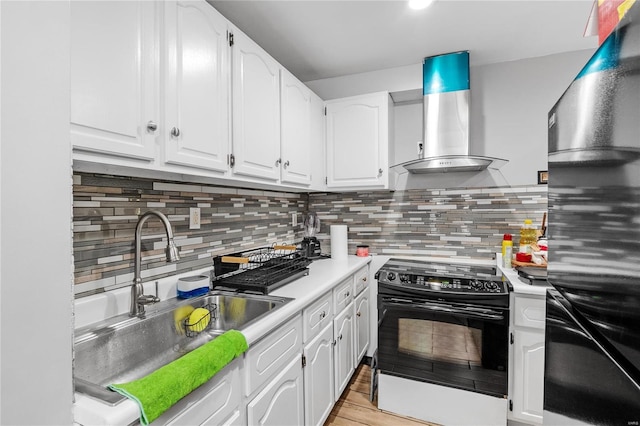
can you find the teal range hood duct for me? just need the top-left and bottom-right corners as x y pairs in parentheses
(400, 51), (507, 174)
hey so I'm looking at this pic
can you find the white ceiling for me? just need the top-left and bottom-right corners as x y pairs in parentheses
(208, 0), (598, 83)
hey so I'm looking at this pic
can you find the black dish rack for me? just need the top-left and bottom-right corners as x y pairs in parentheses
(211, 245), (311, 294)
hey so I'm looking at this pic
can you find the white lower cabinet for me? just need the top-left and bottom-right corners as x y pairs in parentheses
(333, 301), (355, 401)
(354, 288), (370, 365)
(303, 323), (335, 426)
(509, 293), (546, 425)
(246, 355), (304, 426)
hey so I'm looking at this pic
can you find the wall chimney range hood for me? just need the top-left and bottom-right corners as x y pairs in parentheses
(398, 51), (507, 173)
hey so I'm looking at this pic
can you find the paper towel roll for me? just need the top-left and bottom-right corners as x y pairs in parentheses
(330, 225), (348, 260)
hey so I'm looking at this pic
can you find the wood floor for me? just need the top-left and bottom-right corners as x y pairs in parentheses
(325, 362), (439, 426)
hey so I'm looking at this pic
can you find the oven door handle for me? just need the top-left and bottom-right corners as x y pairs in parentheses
(386, 297), (505, 321)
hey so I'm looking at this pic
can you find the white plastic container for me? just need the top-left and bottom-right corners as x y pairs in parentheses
(177, 275), (210, 299)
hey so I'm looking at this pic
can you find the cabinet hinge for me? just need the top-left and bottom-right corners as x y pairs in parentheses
(509, 399), (513, 411)
(228, 32), (234, 47)
(510, 332), (514, 344)
(324, 107), (327, 116)
(228, 153), (235, 167)
(325, 177), (328, 185)
(301, 354), (306, 368)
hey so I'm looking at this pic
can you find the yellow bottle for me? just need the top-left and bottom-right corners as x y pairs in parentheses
(502, 234), (513, 268)
(519, 219), (537, 254)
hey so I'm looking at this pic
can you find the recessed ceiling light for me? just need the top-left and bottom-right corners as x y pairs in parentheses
(408, 0), (434, 10)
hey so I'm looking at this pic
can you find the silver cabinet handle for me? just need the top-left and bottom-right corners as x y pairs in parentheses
(275, 158), (281, 166)
(284, 160), (290, 168)
(345, 291), (350, 297)
(171, 127), (181, 137)
(378, 168), (383, 177)
(363, 277), (367, 282)
(339, 334), (343, 340)
(146, 121), (158, 133)
(357, 311), (361, 317)
(320, 311), (326, 319)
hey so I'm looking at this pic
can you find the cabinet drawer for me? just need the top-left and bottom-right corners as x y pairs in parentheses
(158, 357), (242, 426)
(514, 295), (546, 330)
(334, 277), (353, 314)
(244, 314), (302, 397)
(354, 266), (369, 295)
(303, 291), (333, 343)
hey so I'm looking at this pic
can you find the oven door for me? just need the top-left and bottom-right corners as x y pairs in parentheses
(378, 294), (508, 397)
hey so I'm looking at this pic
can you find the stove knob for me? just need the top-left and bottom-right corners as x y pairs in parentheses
(470, 280), (484, 291)
(485, 281), (500, 292)
(387, 272), (397, 281)
(399, 274), (409, 282)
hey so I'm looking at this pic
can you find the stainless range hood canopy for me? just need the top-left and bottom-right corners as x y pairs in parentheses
(396, 51), (507, 174)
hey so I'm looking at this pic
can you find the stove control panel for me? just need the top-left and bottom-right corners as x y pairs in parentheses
(376, 270), (507, 294)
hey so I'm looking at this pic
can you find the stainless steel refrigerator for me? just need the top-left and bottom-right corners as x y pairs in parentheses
(544, 3), (640, 425)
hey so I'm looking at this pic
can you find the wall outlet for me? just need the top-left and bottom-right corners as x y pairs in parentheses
(292, 212), (297, 227)
(189, 207), (201, 230)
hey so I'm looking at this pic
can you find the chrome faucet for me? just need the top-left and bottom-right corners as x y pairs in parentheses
(131, 210), (180, 317)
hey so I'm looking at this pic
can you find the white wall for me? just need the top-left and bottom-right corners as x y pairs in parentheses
(0, 2), (73, 424)
(307, 49), (595, 187)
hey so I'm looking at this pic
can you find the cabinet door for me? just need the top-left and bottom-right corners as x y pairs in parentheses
(231, 28), (281, 181)
(309, 92), (326, 191)
(333, 302), (354, 401)
(303, 324), (335, 426)
(354, 289), (370, 365)
(512, 329), (545, 424)
(246, 355), (304, 426)
(280, 69), (311, 186)
(70, 1), (157, 160)
(326, 92), (389, 189)
(164, 1), (229, 172)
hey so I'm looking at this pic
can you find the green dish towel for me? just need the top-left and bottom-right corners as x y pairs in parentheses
(108, 329), (248, 425)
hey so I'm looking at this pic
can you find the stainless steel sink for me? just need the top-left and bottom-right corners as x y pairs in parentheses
(74, 291), (292, 405)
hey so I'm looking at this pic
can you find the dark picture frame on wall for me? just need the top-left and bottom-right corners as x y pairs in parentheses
(538, 170), (548, 184)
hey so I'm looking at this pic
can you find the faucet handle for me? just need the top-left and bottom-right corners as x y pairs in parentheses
(137, 294), (160, 305)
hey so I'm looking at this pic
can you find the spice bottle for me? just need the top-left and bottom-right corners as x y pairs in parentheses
(502, 233), (513, 268)
(519, 219), (537, 254)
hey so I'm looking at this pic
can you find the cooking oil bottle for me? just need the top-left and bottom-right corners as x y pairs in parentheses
(519, 219), (537, 254)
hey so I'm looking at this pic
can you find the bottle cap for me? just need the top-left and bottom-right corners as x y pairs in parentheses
(503, 233), (512, 240)
(524, 219), (533, 225)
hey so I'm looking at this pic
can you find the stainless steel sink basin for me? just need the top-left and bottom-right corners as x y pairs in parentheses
(74, 291), (292, 405)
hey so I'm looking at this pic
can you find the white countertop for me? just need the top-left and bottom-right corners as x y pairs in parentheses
(73, 255), (371, 425)
(496, 253), (549, 297)
(239, 255), (371, 344)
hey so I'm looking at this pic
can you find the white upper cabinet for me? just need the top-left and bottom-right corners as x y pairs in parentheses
(325, 92), (391, 190)
(309, 92), (327, 191)
(163, 1), (229, 173)
(71, 1), (318, 191)
(230, 27), (281, 182)
(280, 69), (312, 186)
(71, 1), (157, 160)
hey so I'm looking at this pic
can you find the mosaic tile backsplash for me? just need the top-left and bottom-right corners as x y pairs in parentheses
(73, 173), (305, 297)
(308, 186), (548, 260)
(73, 172), (547, 297)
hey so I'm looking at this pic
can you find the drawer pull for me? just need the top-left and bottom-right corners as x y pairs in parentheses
(345, 291), (350, 297)
(363, 277), (367, 282)
(320, 311), (326, 319)
(356, 311), (361, 317)
(339, 334), (343, 340)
